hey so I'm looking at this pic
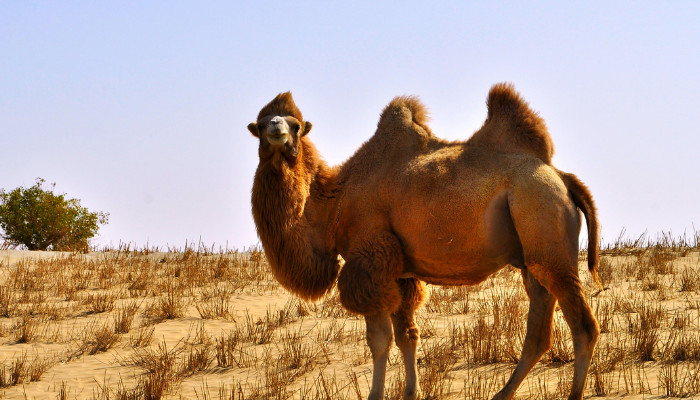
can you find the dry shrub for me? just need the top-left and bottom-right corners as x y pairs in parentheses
(672, 311), (690, 329)
(679, 266), (700, 292)
(239, 307), (297, 345)
(292, 369), (348, 400)
(0, 352), (54, 388)
(56, 381), (69, 400)
(659, 362), (700, 397)
(0, 285), (17, 317)
(533, 368), (573, 400)
(640, 274), (662, 291)
(182, 346), (214, 376)
(451, 291), (525, 365)
(215, 331), (241, 368)
(627, 303), (664, 362)
(425, 286), (470, 314)
(648, 246), (676, 274)
(418, 339), (458, 399)
(34, 302), (69, 321)
(114, 300), (140, 334)
(545, 318), (573, 364)
(637, 303), (665, 330)
(128, 269), (154, 297)
(597, 256), (615, 287)
(315, 318), (346, 344)
(309, 294), (348, 319)
(71, 321), (120, 359)
(83, 292), (117, 314)
(276, 329), (319, 379)
(457, 316), (518, 364)
(460, 370), (505, 400)
(631, 324), (658, 362)
(195, 291), (232, 320)
(124, 342), (184, 398)
(594, 300), (613, 333)
(129, 325), (155, 348)
(13, 314), (38, 343)
(665, 331), (700, 362)
(143, 289), (189, 321)
(610, 292), (639, 313)
(590, 363), (613, 396)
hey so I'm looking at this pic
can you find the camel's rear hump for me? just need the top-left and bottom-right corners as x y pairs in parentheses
(467, 83), (555, 164)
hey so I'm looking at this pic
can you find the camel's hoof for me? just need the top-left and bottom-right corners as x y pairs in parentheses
(367, 391), (383, 400)
(490, 391), (510, 400)
(404, 388), (421, 400)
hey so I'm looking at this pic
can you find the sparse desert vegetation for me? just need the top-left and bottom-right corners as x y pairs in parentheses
(0, 232), (699, 399)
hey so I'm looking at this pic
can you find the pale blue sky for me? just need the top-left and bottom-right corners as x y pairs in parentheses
(1, 2), (699, 249)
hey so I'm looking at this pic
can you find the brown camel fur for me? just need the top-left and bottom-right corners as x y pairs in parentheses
(248, 84), (600, 400)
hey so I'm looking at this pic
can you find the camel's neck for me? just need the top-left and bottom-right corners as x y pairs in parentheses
(251, 140), (341, 300)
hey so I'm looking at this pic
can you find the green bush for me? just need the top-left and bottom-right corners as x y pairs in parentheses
(0, 178), (109, 251)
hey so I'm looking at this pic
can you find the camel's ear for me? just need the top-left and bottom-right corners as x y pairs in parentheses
(248, 122), (259, 138)
(301, 121), (312, 137)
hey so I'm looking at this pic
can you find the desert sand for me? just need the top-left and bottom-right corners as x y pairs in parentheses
(1, 243), (699, 399)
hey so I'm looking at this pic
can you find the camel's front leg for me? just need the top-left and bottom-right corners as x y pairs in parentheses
(338, 231), (406, 400)
(365, 311), (394, 400)
(392, 278), (426, 400)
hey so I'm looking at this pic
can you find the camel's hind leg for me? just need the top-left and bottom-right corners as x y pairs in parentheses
(513, 261), (598, 400)
(507, 179), (599, 400)
(535, 268), (599, 400)
(391, 278), (426, 400)
(492, 268), (556, 400)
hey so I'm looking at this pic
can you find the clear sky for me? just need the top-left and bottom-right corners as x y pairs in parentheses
(1, 2), (699, 249)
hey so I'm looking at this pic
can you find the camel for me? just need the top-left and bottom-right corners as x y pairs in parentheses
(248, 83), (600, 400)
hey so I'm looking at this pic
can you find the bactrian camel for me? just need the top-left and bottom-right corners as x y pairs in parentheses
(248, 83), (600, 400)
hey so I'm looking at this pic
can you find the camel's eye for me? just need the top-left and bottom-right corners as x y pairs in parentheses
(291, 123), (300, 133)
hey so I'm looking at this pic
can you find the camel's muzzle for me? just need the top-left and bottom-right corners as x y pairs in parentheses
(266, 131), (289, 146)
(266, 116), (291, 146)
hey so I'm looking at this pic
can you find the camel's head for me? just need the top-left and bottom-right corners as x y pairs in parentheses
(248, 92), (312, 162)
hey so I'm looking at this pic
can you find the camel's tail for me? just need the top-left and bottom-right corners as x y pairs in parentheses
(558, 169), (602, 290)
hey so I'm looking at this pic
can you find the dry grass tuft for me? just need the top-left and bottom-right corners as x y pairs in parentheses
(0, 352), (54, 388)
(114, 300), (140, 334)
(69, 321), (120, 359)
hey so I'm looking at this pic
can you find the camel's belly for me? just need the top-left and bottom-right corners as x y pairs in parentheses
(400, 256), (502, 286)
(390, 187), (524, 283)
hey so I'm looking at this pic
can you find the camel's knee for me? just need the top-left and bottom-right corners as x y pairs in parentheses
(367, 329), (393, 359)
(365, 313), (394, 359)
(527, 266), (599, 342)
(394, 323), (420, 348)
(536, 329), (554, 355)
(556, 292), (600, 354)
(576, 312), (599, 350)
(392, 308), (420, 348)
